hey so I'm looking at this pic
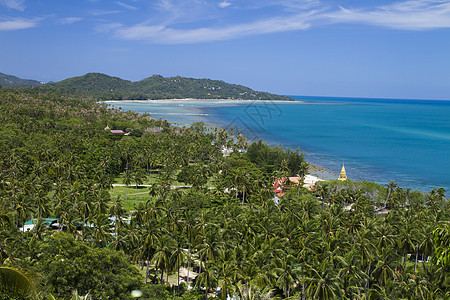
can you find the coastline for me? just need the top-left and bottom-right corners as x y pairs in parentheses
(104, 99), (339, 184)
(102, 98), (305, 105)
(104, 97), (450, 192)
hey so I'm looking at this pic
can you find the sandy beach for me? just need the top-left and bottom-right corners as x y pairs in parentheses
(102, 98), (306, 105)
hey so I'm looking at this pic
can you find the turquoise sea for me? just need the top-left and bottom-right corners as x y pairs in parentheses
(106, 96), (450, 192)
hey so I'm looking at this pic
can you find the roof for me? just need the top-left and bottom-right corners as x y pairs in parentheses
(23, 218), (58, 226)
(111, 129), (125, 134)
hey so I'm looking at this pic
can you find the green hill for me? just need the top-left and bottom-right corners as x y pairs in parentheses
(42, 73), (293, 101)
(0, 72), (42, 87)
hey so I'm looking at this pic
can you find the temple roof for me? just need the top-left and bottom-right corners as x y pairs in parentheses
(338, 163), (347, 181)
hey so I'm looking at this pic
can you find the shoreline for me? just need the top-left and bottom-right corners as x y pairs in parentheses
(101, 99), (305, 105)
(104, 99), (339, 184)
(101, 98), (355, 106)
(103, 98), (450, 192)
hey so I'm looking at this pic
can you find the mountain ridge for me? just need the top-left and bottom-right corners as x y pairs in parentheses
(41, 72), (294, 101)
(0, 72), (43, 87)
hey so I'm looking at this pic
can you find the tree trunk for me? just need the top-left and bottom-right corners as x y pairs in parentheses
(135, 183), (138, 208)
(187, 241), (191, 286)
(145, 250), (150, 284)
(414, 245), (419, 272)
(403, 254), (407, 270)
(385, 189), (391, 209)
(177, 253), (180, 292)
(83, 212), (86, 241)
(149, 166), (152, 185)
(365, 260), (371, 294)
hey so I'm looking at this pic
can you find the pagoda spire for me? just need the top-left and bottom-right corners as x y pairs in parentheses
(338, 163), (347, 181)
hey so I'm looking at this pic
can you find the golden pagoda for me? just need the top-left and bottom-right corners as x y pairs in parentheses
(338, 163), (347, 181)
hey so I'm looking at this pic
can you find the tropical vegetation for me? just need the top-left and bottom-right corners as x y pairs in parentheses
(35, 73), (294, 101)
(0, 89), (448, 299)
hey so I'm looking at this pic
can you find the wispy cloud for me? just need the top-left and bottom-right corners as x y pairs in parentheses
(327, 0), (450, 30)
(116, 1), (138, 11)
(113, 11), (316, 43)
(0, 17), (39, 31)
(239, 0), (319, 10)
(100, 0), (450, 44)
(0, 0), (25, 11)
(218, 1), (231, 8)
(90, 10), (122, 16)
(61, 17), (83, 25)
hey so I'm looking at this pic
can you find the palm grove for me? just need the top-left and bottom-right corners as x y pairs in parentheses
(0, 90), (448, 299)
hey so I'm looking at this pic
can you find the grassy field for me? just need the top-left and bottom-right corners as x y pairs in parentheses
(110, 169), (217, 211)
(109, 185), (153, 210)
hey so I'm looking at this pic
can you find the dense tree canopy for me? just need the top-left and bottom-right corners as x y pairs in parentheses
(0, 90), (448, 299)
(36, 73), (294, 101)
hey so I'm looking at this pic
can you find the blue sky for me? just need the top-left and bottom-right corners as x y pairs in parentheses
(1, 0), (450, 99)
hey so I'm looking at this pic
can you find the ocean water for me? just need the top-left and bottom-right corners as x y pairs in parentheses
(106, 96), (450, 192)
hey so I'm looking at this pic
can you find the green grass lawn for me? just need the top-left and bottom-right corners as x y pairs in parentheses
(110, 168), (217, 211)
(114, 170), (188, 187)
(109, 185), (153, 210)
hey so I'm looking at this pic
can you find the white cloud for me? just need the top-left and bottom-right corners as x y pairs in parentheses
(113, 12), (316, 43)
(219, 1), (231, 8)
(90, 10), (122, 16)
(239, 0), (319, 10)
(95, 22), (123, 33)
(100, 0), (450, 44)
(326, 0), (450, 30)
(61, 17), (83, 25)
(0, 0), (25, 11)
(116, 1), (138, 10)
(0, 17), (39, 31)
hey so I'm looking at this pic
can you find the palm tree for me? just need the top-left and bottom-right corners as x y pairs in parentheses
(91, 214), (113, 246)
(273, 254), (301, 298)
(139, 224), (160, 284)
(109, 196), (126, 249)
(337, 250), (367, 298)
(77, 191), (92, 240)
(353, 225), (376, 294)
(152, 235), (176, 284)
(297, 161), (309, 195)
(195, 263), (218, 300)
(303, 262), (343, 300)
(384, 180), (398, 209)
(371, 248), (398, 287)
(0, 266), (38, 299)
(170, 243), (187, 290)
(123, 169), (133, 211)
(398, 222), (419, 269)
(132, 166), (146, 208)
(214, 247), (240, 300)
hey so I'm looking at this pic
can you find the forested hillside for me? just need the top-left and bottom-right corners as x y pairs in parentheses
(0, 90), (448, 299)
(0, 72), (42, 87)
(40, 73), (294, 100)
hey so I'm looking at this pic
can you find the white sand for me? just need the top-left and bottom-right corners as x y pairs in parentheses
(101, 98), (305, 105)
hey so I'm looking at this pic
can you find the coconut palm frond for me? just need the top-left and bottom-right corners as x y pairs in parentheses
(0, 266), (38, 299)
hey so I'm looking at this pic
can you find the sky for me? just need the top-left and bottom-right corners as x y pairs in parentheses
(1, 0), (450, 100)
